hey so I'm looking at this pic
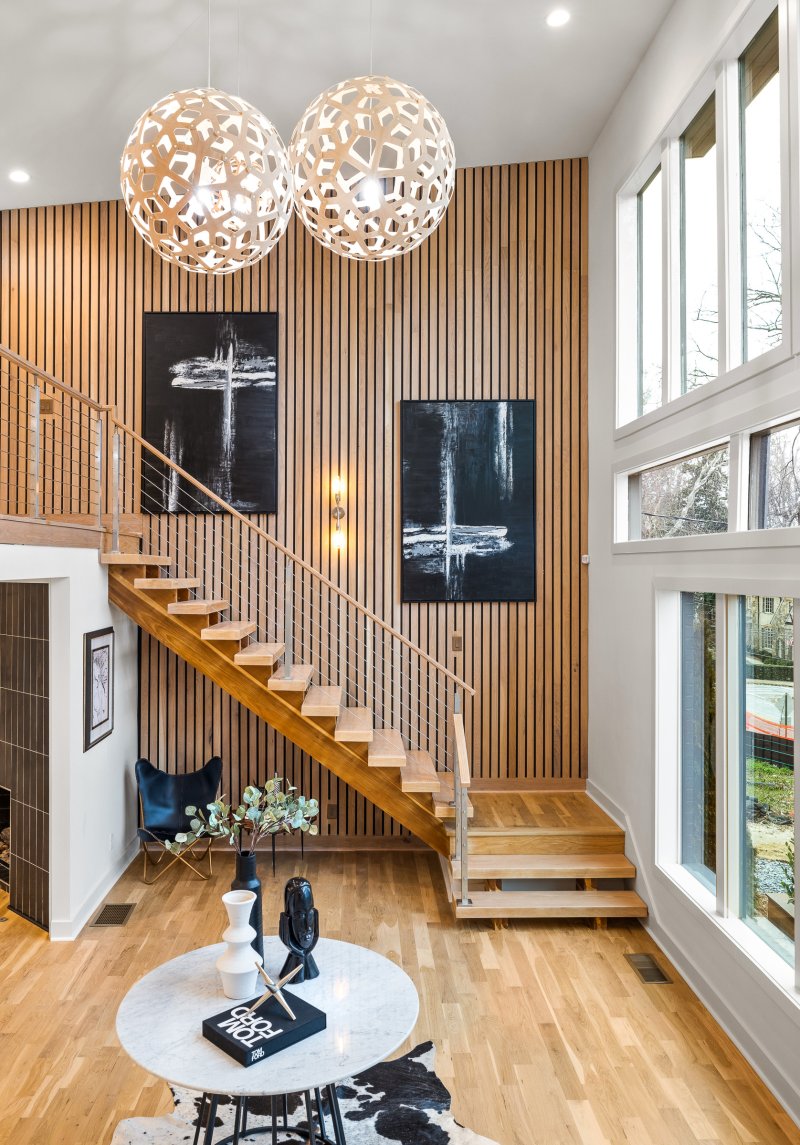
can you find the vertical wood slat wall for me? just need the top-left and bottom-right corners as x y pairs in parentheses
(0, 159), (588, 840)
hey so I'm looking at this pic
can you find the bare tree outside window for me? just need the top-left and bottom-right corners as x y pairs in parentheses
(637, 447), (729, 539)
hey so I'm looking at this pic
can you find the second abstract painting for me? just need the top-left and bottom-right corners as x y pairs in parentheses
(401, 400), (536, 602)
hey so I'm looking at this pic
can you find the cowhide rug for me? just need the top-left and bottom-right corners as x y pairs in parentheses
(112, 1042), (499, 1145)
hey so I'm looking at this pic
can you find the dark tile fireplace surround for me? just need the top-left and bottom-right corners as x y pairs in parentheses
(0, 583), (50, 929)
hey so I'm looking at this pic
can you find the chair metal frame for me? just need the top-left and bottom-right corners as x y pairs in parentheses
(138, 793), (215, 885)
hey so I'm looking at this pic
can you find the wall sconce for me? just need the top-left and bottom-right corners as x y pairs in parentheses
(331, 474), (346, 552)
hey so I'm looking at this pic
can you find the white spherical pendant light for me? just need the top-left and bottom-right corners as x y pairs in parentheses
(121, 87), (293, 275)
(289, 75), (456, 261)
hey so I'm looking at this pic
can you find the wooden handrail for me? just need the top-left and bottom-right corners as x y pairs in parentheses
(452, 711), (471, 788)
(0, 345), (112, 414)
(113, 417), (475, 697)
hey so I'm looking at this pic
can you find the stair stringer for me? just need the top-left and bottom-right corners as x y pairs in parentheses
(108, 568), (450, 856)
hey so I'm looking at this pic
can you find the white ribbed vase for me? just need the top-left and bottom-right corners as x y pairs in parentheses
(216, 889), (263, 999)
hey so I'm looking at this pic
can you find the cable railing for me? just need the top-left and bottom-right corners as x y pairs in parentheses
(0, 344), (473, 900)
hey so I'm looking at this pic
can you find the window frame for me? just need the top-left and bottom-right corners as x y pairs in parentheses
(655, 577), (800, 995)
(615, 0), (792, 436)
(748, 415), (800, 528)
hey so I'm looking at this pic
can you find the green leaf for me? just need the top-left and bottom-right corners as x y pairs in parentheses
(185, 805), (197, 816)
(174, 832), (188, 844)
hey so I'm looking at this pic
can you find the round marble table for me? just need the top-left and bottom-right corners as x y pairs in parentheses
(116, 936), (419, 1144)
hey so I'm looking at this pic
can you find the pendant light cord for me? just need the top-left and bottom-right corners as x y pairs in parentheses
(236, 0), (241, 95)
(369, 0), (374, 74)
(207, 0), (212, 87)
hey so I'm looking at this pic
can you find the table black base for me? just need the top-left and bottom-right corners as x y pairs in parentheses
(193, 1086), (347, 1145)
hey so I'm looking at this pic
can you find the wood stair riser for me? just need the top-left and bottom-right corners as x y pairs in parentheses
(450, 854), (637, 881)
(106, 571), (450, 857)
(450, 828), (626, 857)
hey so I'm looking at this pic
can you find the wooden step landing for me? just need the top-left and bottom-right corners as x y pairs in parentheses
(451, 853), (636, 881)
(267, 664), (315, 693)
(401, 751), (441, 793)
(302, 686), (343, 718)
(201, 619), (256, 642)
(100, 553), (170, 566)
(234, 643), (285, 667)
(454, 890), (648, 920)
(134, 577), (201, 592)
(334, 707), (373, 743)
(169, 598), (228, 616)
(368, 730), (407, 768)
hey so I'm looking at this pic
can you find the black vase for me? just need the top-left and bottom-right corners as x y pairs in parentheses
(231, 850), (264, 967)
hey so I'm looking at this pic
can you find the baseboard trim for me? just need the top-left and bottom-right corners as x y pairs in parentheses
(49, 836), (140, 941)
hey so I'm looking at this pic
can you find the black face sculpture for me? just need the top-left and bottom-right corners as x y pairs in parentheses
(279, 877), (320, 982)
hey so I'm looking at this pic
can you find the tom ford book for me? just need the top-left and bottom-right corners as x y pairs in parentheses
(202, 991), (326, 1067)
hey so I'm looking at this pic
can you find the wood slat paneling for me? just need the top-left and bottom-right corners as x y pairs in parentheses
(0, 159), (588, 839)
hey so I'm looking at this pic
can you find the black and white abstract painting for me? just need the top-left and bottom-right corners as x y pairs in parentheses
(401, 400), (535, 603)
(143, 312), (278, 514)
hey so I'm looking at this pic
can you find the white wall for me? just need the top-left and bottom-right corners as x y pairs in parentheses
(0, 544), (139, 939)
(589, 0), (800, 1126)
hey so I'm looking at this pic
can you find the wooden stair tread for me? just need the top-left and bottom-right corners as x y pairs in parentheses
(368, 730), (407, 768)
(334, 707), (374, 743)
(101, 553), (170, 566)
(302, 686), (343, 718)
(451, 853), (637, 880)
(169, 598), (228, 616)
(267, 664), (315, 692)
(234, 642), (286, 667)
(201, 619), (256, 641)
(401, 751), (442, 793)
(454, 890), (648, 920)
(134, 577), (201, 591)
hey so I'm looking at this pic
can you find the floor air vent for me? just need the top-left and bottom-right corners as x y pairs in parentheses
(92, 902), (136, 927)
(625, 953), (671, 984)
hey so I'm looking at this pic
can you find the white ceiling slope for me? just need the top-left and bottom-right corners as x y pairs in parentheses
(0, 0), (674, 210)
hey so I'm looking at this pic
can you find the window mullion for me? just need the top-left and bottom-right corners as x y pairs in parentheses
(727, 431), (749, 533)
(662, 138), (682, 403)
(723, 594), (743, 920)
(717, 61), (742, 376)
(715, 592), (727, 916)
(794, 597), (800, 990)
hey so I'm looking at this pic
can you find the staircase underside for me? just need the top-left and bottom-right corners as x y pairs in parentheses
(107, 562), (450, 856)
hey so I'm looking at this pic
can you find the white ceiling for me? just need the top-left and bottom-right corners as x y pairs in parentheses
(0, 0), (674, 210)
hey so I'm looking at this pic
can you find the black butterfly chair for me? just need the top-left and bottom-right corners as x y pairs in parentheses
(135, 756), (223, 885)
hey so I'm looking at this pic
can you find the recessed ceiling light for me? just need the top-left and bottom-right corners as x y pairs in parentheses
(546, 8), (570, 27)
(9, 169), (30, 184)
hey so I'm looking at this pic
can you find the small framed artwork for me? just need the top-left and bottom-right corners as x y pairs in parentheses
(84, 627), (114, 751)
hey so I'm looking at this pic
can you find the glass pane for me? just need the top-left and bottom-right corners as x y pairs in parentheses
(638, 446), (728, 538)
(681, 95), (718, 391)
(680, 592), (717, 889)
(756, 422), (800, 529)
(742, 594), (795, 963)
(741, 10), (781, 362)
(638, 169), (662, 417)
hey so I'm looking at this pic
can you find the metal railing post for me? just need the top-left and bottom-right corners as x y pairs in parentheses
(95, 415), (104, 527)
(111, 429), (121, 553)
(284, 560), (293, 668)
(31, 384), (41, 518)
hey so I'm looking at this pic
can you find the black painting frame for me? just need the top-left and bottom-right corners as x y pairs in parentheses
(83, 626), (114, 752)
(400, 398), (536, 604)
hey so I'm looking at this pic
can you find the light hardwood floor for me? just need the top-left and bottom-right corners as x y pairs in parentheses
(0, 851), (798, 1145)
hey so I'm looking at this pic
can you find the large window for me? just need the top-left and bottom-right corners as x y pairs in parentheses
(741, 595), (794, 963)
(681, 95), (718, 391)
(749, 419), (800, 529)
(741, 10), (782, 362)
(620, 8), (785, 426)
(668, 588), (796, 979)
(638, 168), (663, 417)
(631, 445), (729, 539)
(680, 593), (717, 889)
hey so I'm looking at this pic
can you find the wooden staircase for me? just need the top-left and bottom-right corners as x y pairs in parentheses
(103, 552), (452, 856)
(441, 791), (647, 922)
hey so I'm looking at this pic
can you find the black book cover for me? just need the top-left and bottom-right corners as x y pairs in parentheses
(202, 990), (327, 1067)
